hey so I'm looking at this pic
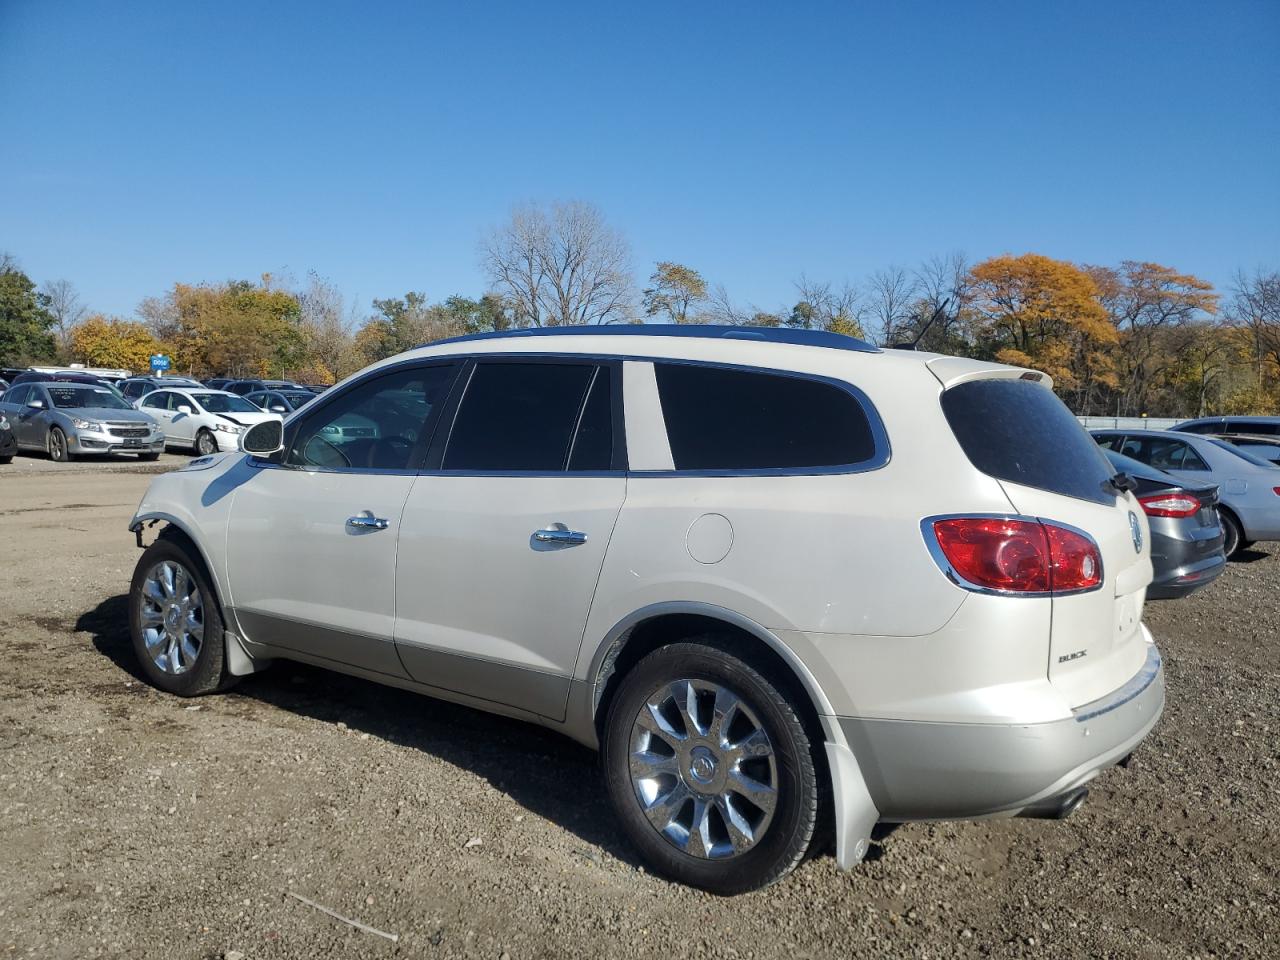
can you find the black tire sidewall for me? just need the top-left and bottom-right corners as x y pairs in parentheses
(50, 428), (70, 462)
(196, 430), (216, 456)
(603, 641), (817, 894)
(1220, 509), (1242, 558)
(129, 539), (226, 696)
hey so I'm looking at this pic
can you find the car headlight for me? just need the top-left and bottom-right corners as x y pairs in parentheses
(71, 417), (104, 431)
(0, 414), (10, 431)
(214, 422), (245, 434)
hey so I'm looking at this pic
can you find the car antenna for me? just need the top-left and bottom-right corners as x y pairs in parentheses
(890, 297), (950, 351)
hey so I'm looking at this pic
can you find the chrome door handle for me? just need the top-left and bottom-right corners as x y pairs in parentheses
(534, 527), (588, 545)
(347, 511), (389, 531)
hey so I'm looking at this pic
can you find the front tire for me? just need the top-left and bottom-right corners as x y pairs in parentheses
(195, 429), (217, 456)
(602, 639), (819, 894)
(48, 427), (72, 462)
(129, 537), (233, 696)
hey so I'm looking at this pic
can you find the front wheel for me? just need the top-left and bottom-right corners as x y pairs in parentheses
(129, 537), (234, 696)
(602, 639), (819, 894)
(195, 429), (218, 456)
(48, 427), (72, 462)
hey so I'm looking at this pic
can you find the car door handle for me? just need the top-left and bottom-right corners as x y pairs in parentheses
(347, 511), (390, 531)
(534, 527), (588, 545)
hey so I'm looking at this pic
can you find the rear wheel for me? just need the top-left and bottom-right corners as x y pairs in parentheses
(48, 427), (72, 462)
(195, 429), (217, 456)
(1219, 508), (1243, 558)
(602, 638), (819, 894)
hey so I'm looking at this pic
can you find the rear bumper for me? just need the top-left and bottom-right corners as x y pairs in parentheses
(1148, 551), (1226, 599)
(839, 641), (1164, 821)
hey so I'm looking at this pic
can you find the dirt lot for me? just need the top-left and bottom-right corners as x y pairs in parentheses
(1, 469), (1277, 959)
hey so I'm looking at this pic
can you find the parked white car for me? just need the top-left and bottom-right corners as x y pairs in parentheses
(125, 326), (1164, 894)
(135, 387), (283, 456)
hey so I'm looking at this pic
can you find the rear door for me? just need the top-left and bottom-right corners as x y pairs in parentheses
(937, 371), (1153, 708)
(394, 358), (626, 720)
(140, 391), (175, 441)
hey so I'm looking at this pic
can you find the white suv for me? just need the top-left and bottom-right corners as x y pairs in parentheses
(126, 326), (1165, 894)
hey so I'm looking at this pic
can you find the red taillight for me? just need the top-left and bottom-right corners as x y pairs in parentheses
(929, 517), (1102, 594)
(1273, 487), (1280, 497)
(1137, 493), (1198, 518)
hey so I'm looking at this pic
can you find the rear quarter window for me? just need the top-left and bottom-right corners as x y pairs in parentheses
(942, 378), (1115, 505)
(654, 363), (878, 471)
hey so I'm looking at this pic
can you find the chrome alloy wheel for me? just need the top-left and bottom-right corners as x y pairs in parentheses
(629, 679), (778, 859)
(138, 561), (204, 675)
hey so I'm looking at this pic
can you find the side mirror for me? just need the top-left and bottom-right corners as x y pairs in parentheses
(27, 399), (45, 410)
(240, 419), (284, 457)
(177, 404), (193, 415)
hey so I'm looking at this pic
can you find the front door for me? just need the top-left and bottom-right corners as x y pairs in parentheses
(225, 361), (461, 676)
(139, 391), (176, 443)
(395, 359), (626, 720)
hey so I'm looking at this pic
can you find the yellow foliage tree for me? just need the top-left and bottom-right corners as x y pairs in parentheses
(67, 314), (164, 373)
(967, 254), (1118, 412)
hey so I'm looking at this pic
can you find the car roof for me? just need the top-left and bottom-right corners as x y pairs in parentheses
(429, 324), (881, 354)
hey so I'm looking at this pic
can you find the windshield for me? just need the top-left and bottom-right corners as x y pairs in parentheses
(1205, 437), (1279, 469)
(192, 392), (258, 413)
(281, 392), (314, 407)
(47, 386), (132, 410)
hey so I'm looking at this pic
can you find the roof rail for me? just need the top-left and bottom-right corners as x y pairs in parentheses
(424, 324), (880, 354)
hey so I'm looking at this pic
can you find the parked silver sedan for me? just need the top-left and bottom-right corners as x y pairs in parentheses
(1093, 429), (1280, 556)
(0, 381), (164, 461)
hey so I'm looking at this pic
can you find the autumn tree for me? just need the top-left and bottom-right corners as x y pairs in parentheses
(140, 278), (305, 378)
(1088, 261), (1218, 415)
(967, 253), (1117, 413)
(643, 262), (708, 323)
(789, 276), (866, 338)
(483, 201), (633, 326)
(0, 253), (57, 364)
(67, 315), (163, 371)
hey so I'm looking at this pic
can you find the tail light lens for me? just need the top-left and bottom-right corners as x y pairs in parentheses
(1137, 493), (1199, 518)
(929, 517), (1102, 595)
(1273, 487), (1280, 497)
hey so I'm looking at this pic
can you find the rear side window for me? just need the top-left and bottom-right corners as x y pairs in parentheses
(942, 378), (1115, 505)
(1177, 420), (1222, 434)
(444, 362), (599, 471)
(654, 363), (877, 471)
(1227, 420), (1279, 436)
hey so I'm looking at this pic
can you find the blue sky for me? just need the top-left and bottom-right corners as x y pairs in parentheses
(2, 0), (1277, 319)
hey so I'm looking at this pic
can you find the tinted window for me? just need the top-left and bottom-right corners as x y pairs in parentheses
(444, 362), (596, 471)
(287, 364), (458, 470)
(4, 385), (30, 405)
(942, 378), (1114, 505)
(1227, 420), (1280, 436)
(654, 363), (876, 471)
(1113, 435), (1209, 471)
(1176, 419), (1221, 434)
(141, 392), (169, 409)
(568, 366), (615, 471)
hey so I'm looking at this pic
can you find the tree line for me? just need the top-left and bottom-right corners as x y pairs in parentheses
(2, 202), (1278, 417)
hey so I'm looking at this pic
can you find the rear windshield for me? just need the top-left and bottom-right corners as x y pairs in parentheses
(942, 378), (1115, 505)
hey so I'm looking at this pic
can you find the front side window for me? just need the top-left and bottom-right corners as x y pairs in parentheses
(654, 363), (877, 471)
(443, 362), (601, 472)
(142, 392), (169, 410)
(286, 364), (458, 471)
(5, 385), (31, 406)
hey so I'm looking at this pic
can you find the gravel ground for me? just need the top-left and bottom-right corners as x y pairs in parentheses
(1, 470), (1277, 959)
(0, 448), (190, 476)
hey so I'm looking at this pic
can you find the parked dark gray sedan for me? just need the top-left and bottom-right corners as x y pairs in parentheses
(0, 381), (164, 461)
(1105, 449), (1225, 598)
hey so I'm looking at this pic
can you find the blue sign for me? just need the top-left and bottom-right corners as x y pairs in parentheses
(149, 354), (171, 373)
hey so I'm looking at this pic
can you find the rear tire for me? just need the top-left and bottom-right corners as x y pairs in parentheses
(129, 537), (235, 696)
(48, 427), (72, 462)
(1219, 509), (1243, 558)
(0, 455), (12, 465)
(602, 638), (819, 895)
